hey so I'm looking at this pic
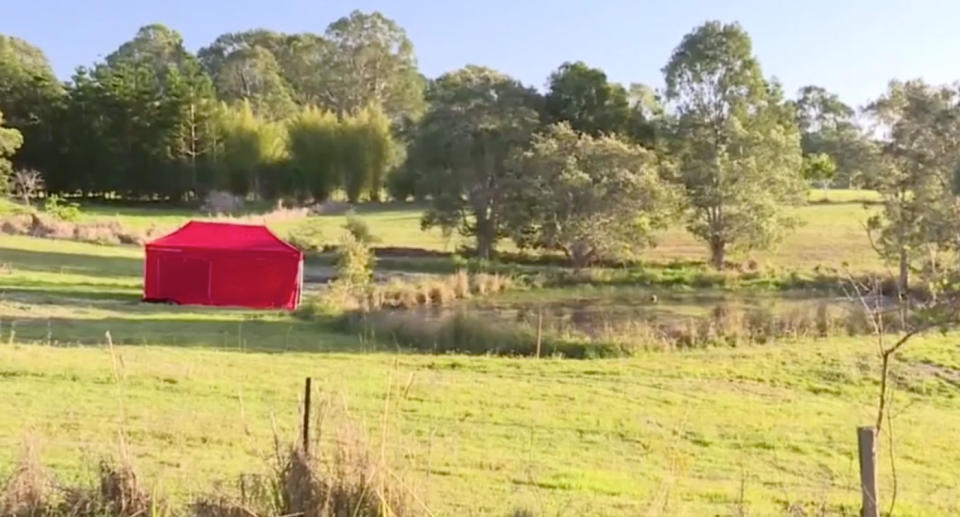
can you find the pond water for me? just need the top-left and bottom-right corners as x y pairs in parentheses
(406, 287), (860, 338)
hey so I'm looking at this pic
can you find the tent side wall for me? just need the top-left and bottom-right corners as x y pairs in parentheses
(144, 247), (302, 309)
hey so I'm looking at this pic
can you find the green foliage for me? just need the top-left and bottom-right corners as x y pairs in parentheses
(286, 106), (341, 200)
(322, 11), (426, 120)
(217, 101), (288, 197)
(544, 61), (631, 136)
(0, 109), (23, 191)
(285, 104), (398, 202)
(335, 231), (374, 288)
(43, 194), (80, 221)
(198, 11), (425, 123)
(802, 152), (837, 186)
(340, 104), (397, 202)
(664, 21), (805, 269)
(794, 85), (880, 189)
(406, 66), (542, 259)
(866, 80), (960, 289)
(342, 214), (379, 244)
(43, 27), (220, 199)
(506, 123), (680, 269)
(0, 35), (63, 177)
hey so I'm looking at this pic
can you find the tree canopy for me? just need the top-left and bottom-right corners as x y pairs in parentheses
(505, 123), (679, 268)
(0, 35), (64, 173)
(866, 80), (960, 290)
(664, 21), (804, 268)
(405, 66), (542, 259)
(0, 109), (24, 188)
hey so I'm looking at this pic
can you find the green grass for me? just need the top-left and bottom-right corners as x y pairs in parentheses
(2, 338), (960, 515)
(645, 202), (881, 270)
(76, 201), (465, 251)
(806, 188), (881, 204)
(59, 192), (884, 272)
(5, 196), (957, 515)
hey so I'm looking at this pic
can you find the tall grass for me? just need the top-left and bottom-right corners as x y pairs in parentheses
(0, 441), (161, 517)
(3, 423), (415, 517)
(334, 301), (880, 358)
(338, 310), (603, 358)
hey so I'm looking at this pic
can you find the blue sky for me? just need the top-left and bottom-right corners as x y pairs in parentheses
(3, 0), (959, 108)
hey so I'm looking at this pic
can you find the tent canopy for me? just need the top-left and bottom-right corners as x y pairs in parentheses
(146, 221), (301, 253)
(143, 221), (303, 310)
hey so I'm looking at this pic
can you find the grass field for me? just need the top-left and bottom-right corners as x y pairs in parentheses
(65, 191), (882, 272)
(2, 337), (960, 515)
(6, 191), (957, 516)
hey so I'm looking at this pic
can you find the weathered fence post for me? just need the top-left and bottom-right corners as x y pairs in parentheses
(857, 426), (878, 517)
(303, 377), (312, 454)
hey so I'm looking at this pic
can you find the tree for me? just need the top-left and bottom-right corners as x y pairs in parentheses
(340, 104), (397, 202)
(165, 63), (221, 194)
(214, 47), (298, 120)
(0, 109), (23, 192)
(866, 80), (960, 291)
(200, 29), (324, 111)
(10, 169), (44, 205)
(543, 61), (631, 136)
(286, 106), (341, 201)
(794, 85), (880, 188)
(105, 24), (192, 75)
(663, 21), (804, 268)
(0, 34), (65, 174)
(319, 11), (425, 120)
(505, 123), (679, 269)
(405, 66), (542, 259)
(802, 152), (837, 198)
(218, 101), (288, 197)
(626, 83), (664, 148)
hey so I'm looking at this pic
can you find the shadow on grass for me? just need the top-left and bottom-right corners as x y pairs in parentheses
(0, 247), (142, 278)
(2, 315), (369, 353)
(0, 286), (141, 303)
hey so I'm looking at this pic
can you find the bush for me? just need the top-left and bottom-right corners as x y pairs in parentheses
(342, 215), (379, 244)
(42, 195), (80, 221)
(336, 232), (374, 288)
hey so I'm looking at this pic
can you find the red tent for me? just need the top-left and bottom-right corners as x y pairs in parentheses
(143, 221), (303, 310)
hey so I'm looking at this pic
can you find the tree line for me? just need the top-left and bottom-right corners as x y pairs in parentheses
(0, 12), (416, 202)
(0, 14), (955, 276)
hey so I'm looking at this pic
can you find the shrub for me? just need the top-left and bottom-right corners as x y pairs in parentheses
(336, 232), (374, 288)
(342, 215), (379, 244)
(42, 194), (80, 221)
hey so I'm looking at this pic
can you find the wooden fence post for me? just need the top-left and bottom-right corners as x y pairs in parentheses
(857, 426), (878, 517)
(303, 377), (312, 455)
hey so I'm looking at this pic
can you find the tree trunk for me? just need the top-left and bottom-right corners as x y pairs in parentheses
(709, 238), (725, 270)
(475, 217), (495, 261)
(568, 242), (594, 272)
(898, 247), (909, 295)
